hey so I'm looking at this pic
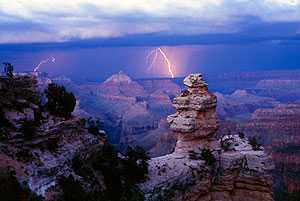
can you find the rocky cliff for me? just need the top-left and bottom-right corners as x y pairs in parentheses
(0, 75), (148, 201)
(140, 74), (274, 201)
(0, 75), (105, 199)
(243, 104), (300, 196)
(71, 71), (180, 153)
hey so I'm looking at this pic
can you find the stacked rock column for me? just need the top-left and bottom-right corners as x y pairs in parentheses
(167, 74), (219, 153)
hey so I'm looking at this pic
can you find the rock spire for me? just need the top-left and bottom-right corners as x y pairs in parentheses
(167, 73), (219, 153)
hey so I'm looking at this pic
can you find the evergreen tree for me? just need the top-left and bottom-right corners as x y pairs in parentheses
(3, 63), (14, 78)
(45, 84), (76, 119)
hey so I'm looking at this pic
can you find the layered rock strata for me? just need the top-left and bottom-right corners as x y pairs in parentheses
(0, 75), (105, 199)
(140, 74), (274, 201)
(167, 74), (218, 153)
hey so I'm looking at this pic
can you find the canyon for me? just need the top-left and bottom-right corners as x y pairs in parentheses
(0, 73), (277, 201)
(59, 70), (300, 200)
(140, 73), (274, 201)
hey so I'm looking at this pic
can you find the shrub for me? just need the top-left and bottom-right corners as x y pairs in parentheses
(286, 192), (300, 201)
(3, 63), (14, 78)
(0, 168), (42, 201)
(124, 146), (150, 183)
(46, 138), (59, 152)
(0, 129), (8, 141)
(249, 136), (262, 151)
(70, 143), (148, 201)
(58, 176), (89, 201)
(15, 149), (34, 162)
(71, 155), (92, 178)
(201, 148), (216, 166)
(92, 143), (119, 169)
(91, 143), (123, 200)
(45, 84), (76, 119)
(88, 124), (99, 135)
(86, 118), (105, 137)
(220, 136), (234, 151)
(0, 108), (10, 128)
(19, 120), (37, 140)
(33, 109), (44, 123)
(238, 131), (245, 139)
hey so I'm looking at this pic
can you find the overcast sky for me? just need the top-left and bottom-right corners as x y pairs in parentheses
(0, 0), (300, 44)
(0, 1), (299, 79)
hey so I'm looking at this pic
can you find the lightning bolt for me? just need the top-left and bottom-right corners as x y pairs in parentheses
(147, 47), (175, 78)
(33, 56), (56, 72)
(157, 48), (174, 78)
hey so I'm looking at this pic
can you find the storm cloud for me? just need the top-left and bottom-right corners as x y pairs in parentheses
(0, 0), (300, 44)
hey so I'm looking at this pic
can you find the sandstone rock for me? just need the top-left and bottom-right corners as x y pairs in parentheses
(140, 73), (274, 201)
(183, 74), (208, 89)
(0, 76), (106, 199)
(167, 73), (218, 153)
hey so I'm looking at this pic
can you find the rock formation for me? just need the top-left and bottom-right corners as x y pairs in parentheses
(167, 74), (219, 153)
(0, 75), (104, 198)
(219, 103), (300, 194)
(140, 73), (274, 201)
(215, 90), (279, 120)
(0, 75), (148, 201)
(71, 71), (180, 153)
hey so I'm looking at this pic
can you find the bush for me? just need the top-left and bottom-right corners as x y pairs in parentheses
(58, 176), (89, 201)
(91, 143), (123, 200)
(286, 192), (300, 201)
(124, 146), (150, 183)
(86, 118), (105, 137)
(220, 136), (234, 151)
(46, 138), (59, 152)
(0, 129), (8, 141)
(19, 120), (37, 140)
(201, 148), (216, 166)
(0, 168), (42, 201)
(3, 63), (14, 78)
(92, 143), (119, 169)
(0, 108), (11, 128)
(238, 131), (245, 139)
(70, 144), (148, 201)
(15, 149), (34, 162)
(249, 136), (262, 151)
(45, 84), (76, 119)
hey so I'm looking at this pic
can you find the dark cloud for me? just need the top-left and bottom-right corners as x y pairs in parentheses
(0, 24), (299, 52)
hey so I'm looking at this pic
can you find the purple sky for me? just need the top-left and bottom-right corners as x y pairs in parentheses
(0, 1), (299, 80)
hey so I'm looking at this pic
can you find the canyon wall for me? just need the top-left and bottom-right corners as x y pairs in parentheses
(140, 74), (274, 201)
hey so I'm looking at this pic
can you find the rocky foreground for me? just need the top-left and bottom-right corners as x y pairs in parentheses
(0, 75), (149, 201)
(55, 70), (300, 200)
(2, 73), (275, 201)
(140, 74), (274, 201)
(0, 75), (104, 199)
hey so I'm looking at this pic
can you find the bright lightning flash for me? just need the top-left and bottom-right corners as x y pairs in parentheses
(147, 48), (175, 78)
(33, 57), (56, 72)
(157, 48), (174, 78)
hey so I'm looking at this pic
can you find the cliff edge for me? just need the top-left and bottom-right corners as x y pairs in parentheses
(140, 74), (274, 201)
